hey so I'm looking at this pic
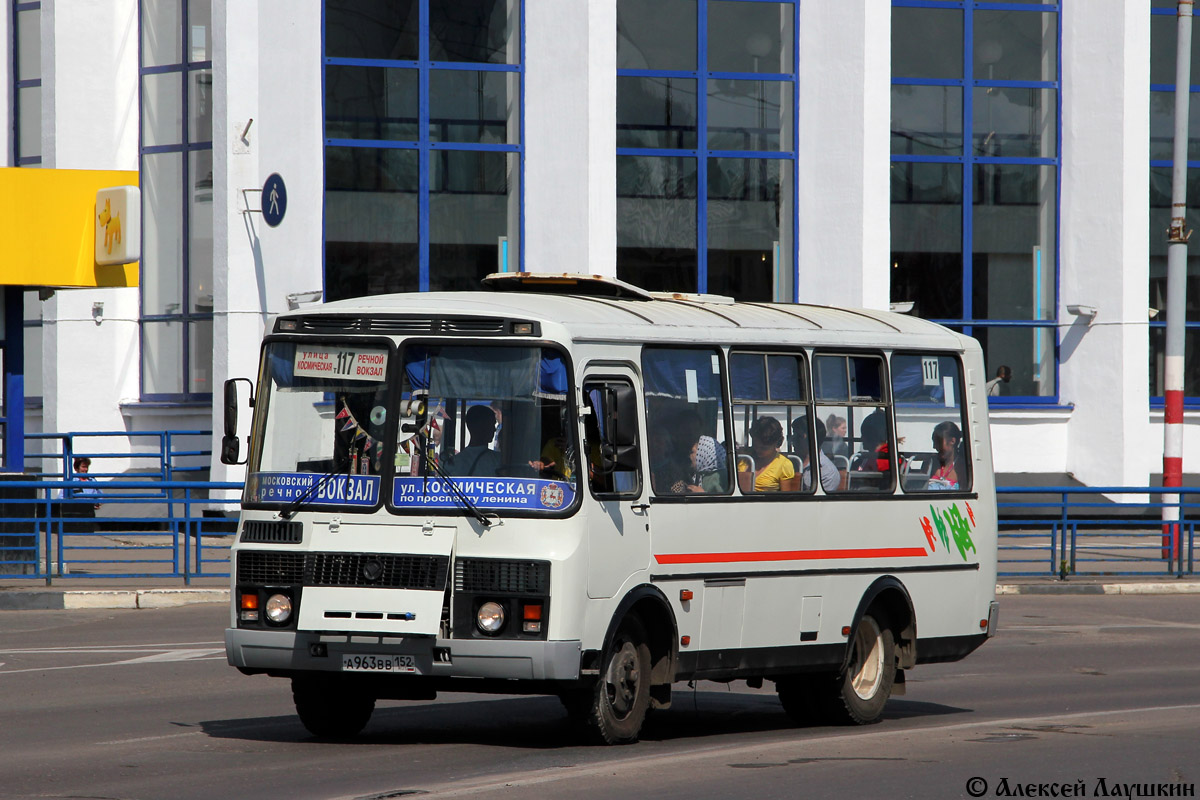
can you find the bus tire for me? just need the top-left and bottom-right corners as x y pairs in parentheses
(816, 612), (896, 725)
(292, 676), (375, 739)
(584, 615), (652, 745)
(775, 676), (813, 725)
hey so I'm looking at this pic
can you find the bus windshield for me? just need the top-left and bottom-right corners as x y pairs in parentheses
(245, 340), (393, 511)
(393, 344), (579, 515)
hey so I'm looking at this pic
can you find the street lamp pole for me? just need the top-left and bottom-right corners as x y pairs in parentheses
(1163, 0), (1194, 561)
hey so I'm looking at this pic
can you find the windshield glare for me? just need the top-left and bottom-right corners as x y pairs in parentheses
(394, 345), (578, 513)
(246, 341), (391, 509)
(246, 340), (578, 515)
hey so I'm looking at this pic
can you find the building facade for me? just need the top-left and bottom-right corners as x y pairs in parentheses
(1, 0), (1189, 489)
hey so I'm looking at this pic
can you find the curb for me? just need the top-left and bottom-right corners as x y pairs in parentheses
(0, 588), (228, 611)
(996, 582), (1200, 596)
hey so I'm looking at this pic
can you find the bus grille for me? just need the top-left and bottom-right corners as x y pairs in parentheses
(240, 520), (302, 544)
(237, 551), (449, 590)
(454, 559), (549, 594)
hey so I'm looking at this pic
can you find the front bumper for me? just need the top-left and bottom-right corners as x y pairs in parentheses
(225, 627), (582, 681)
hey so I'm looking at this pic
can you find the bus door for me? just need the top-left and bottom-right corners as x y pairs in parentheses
(582, 370), (649, 599)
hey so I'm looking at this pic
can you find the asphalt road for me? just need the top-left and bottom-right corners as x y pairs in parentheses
(1, 594), (1198, 800)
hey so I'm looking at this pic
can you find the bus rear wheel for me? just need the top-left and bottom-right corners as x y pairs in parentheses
(581, 616), (652, 745)
(824, 613), (896, 725)
(292, 675), (376, 739)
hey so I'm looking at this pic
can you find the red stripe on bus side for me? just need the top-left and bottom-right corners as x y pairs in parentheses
(654, 547), (929, 565)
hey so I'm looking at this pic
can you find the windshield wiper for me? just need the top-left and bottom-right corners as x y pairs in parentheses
(278, 454), (349, 521)
(420, 434), (493, 529)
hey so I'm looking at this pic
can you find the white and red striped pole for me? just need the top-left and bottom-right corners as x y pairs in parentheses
(1164, 1), (1194, 561)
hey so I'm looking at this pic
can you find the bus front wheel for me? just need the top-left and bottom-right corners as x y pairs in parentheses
(292, 675), (376, 739)
(583, 616), (652, 744)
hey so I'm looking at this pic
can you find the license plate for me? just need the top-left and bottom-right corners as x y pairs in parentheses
(341, 653), (418, 673)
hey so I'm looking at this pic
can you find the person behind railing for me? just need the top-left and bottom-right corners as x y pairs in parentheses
(737, 416), (799, 493)
(926, 421), (963, 491)
(59, 457), (101, 534)
(65, 457), (102, 509)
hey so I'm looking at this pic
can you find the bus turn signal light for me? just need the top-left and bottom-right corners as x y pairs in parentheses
(841, 626), (851, 637)
(680, 635), (691, 647)
(239, 592), (260, 622)
(680, 589), (693, 601)
(522, 603), (543, 634)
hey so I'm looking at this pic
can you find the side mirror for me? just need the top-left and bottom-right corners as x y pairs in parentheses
(221, 378), (255, 465)
(601, 385), (640, 472)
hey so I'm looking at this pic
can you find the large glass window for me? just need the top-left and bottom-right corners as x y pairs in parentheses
(324, 0), (523, 300)
(14, 2), (41, 165)
(1150, 6), (1200, 403)
(616, 0), (797, 301)
(891, 2), (1060, 401)
(139, 0), (214, 399)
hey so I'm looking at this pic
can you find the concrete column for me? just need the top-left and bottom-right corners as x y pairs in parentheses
(209, 0), (324, 485)
(39, 0), (141, 459)
(797, 0), (891, 310)
(1056, 0), (1152, 488)
(524, 0), (617, 276)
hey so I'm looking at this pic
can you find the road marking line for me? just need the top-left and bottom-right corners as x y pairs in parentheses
(407, 703), (1200, 798)
(0, 655), (225, 675)
(0, 641), (223, 654)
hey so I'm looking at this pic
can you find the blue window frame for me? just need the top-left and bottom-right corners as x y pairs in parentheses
(13, 1), (41, 165)
(616, 0), (799, 302)
(137, 0), (214, 401)
(891, 1), (1062, 404)
(1150, 1), (1200, 406)
(323, 0), (525, 300)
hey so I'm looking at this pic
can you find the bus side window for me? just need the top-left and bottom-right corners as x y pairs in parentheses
(814, 353), (894, 494)
(583, 381), (641, 498)
(641, 347), (731, 497)
(891, 352), (971, 493)
(730, 351), (810, 495)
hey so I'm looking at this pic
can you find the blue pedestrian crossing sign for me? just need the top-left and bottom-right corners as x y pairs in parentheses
(262, 173), (287, 227)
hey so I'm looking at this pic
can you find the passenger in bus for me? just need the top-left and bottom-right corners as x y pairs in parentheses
(792, 417), (840, 493)
(671, 409), (726, 493)
(850, 410), (893, 473)
(528, 405), (577, 482)
(926, 420), (963, 490)
(445, 405), (501, 477)
(823, 414), (849, 459)
(737, 416), (799, 492)
(692, 434), (726, 493)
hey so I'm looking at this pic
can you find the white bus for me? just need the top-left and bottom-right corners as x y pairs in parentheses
(223, 273), (998, 744)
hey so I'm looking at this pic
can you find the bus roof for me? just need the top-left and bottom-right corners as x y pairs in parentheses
(282, 276), (973, 352)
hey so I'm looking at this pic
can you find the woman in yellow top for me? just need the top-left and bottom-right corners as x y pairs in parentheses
(737, 416), (800, 493)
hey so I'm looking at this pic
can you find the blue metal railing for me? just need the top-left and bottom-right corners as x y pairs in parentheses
(5, 473), (1198, 583)
(997, 486), (1198, 578)
(27, 430), (212, 484)
(0, 480), (241, 585)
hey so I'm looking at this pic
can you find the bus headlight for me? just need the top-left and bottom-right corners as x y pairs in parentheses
(265, 593), (293, 624)
(476, 601), (505, 634)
